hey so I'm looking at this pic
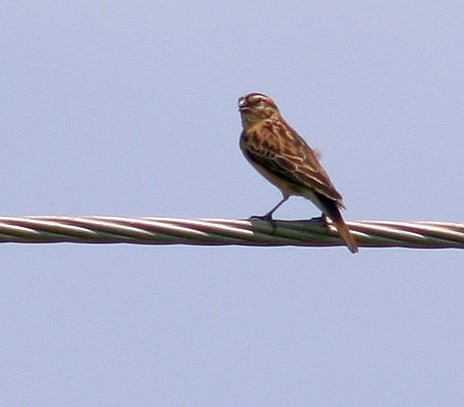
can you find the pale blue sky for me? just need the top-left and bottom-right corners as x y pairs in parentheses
(1, 2), (463, 405)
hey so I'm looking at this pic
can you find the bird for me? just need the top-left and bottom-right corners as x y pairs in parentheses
(238, 92), (358, 253)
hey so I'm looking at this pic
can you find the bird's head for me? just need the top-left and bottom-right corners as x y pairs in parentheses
(238, 93), (281, 126)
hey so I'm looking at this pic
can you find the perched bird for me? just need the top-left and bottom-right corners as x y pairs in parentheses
(238, 92), (358, 253)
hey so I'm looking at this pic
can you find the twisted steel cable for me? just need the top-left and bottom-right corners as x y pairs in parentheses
(0, 216), (462, 249)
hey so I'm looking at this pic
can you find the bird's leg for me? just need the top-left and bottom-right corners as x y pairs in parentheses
(250, 195), (289, 221)
(264, 195), (289, 219)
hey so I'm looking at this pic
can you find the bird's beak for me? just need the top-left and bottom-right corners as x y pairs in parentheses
(238, 97), (249, 112)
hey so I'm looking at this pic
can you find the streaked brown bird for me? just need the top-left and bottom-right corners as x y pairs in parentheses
(238, 92), (358, 253)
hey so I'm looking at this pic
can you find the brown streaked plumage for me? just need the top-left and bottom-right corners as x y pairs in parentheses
(238, 92), (358, 253)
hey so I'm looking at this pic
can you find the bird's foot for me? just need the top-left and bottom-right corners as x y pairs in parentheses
(248, 213), (273, 221)
(248, 213), (277, 231)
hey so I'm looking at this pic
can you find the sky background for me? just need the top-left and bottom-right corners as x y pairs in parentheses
(1, 2), (463, 405)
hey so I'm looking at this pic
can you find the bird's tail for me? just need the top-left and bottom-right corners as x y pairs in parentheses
(316, 194), (359, 254)
(331, 215), (358, 254)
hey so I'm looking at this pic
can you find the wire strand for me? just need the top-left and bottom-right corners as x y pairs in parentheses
(0, 216), (462, 249)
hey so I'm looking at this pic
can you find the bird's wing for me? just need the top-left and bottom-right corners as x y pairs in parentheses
(241, 121), (344, 203)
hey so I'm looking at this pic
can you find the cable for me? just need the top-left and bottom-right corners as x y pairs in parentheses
(0, 216), (462, 249)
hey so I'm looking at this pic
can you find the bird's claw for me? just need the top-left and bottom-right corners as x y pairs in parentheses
(248, 214), (277, 231)
(249, 213), (273, 221)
